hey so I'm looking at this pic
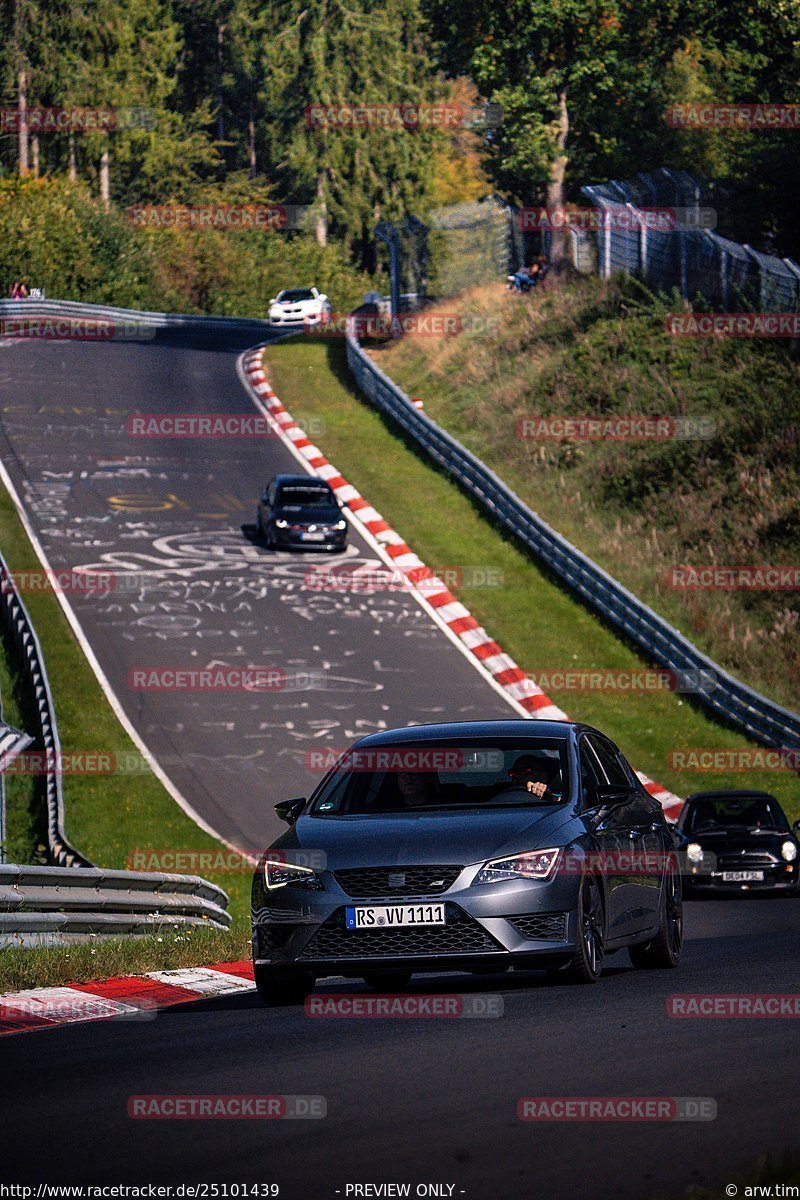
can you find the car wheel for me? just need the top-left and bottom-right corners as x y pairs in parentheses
(254, 966), (314, 1006)
(557, 874), (605, 984)
(628, 860), (683, 970)
(362, 972), (412, 991)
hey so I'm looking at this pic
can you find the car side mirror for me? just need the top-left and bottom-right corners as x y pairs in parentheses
(594, 783), (636, 805)
(275, 797), (306, 824)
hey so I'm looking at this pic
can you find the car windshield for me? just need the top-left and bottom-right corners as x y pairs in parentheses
(278, 289), (314, 302)
(276, 486), (333, 509)
(309, 739), (570, 816)
(686, 795), (788, 834)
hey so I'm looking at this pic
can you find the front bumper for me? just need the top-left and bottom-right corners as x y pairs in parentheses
(271, 527), (347, 551)
(252, 872), (582, 975)
(685, 862), (797, 893)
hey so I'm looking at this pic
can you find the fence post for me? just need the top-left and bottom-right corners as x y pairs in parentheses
(743, 245), (765, 310)
(628, 203), (647, 281)
(602, 207), (612, 277)
(782, 258), (800, 309)
(720, 248), (729, 310)
(679, 230), (688, 298)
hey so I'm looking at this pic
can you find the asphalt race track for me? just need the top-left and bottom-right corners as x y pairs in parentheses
(0, 328), (512, 849)
(1, 327), (798, 1198)
(2, 898), (799, 1196)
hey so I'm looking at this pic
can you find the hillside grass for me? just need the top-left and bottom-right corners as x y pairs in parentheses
(371, 276), (800, 715)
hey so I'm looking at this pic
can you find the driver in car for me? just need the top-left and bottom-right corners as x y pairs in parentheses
(493, 754), (559, 800)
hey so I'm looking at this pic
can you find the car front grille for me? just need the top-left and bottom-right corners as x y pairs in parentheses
(298, 905), (502, 960)
(507, 912), (569, 942)
(333, 865), (462, 898)
(716, 852), (777, 870)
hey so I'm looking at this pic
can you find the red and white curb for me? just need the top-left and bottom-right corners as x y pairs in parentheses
(239, 347), (682, 820)
(0, 960), (255, 1036)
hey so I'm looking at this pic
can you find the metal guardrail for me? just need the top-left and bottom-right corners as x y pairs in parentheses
(0, 551), (90, 868)
(345, 321), (800, 752)
(0, 864), (230, 945)
(0, 296), (275, 337)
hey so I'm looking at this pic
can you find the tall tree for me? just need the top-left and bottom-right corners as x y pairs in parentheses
(250, 0), (439, 262)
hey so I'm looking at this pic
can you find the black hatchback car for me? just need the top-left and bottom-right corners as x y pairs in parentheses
(251, 720), (683, 1005)
(675, 789), (800, 894)
(257, 474), (348, 551)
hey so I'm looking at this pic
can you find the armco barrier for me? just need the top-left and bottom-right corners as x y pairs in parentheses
(0, 550), (90, 868)
(0, 863), (230, 945)
(345, 318), (800, 752)
(0, 296), (275, 337)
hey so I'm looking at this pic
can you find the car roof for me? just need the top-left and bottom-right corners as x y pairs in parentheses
(684, 789), (779, 804)
(352, 720), (595, 747)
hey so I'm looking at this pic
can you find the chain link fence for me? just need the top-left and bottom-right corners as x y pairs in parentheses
(581, 169), (800, 310)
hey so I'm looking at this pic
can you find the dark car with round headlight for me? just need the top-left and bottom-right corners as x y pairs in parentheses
(675, 789), (800, 894)
(251, 720), (683, 1005)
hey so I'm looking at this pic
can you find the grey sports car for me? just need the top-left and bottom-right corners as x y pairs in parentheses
(251, 720), (683, 1004)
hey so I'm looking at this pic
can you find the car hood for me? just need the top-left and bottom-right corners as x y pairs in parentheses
(686, 829), (792, 851)
(277, 807), (578, 869)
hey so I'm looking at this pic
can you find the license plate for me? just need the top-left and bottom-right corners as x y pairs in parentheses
(301, 532), (325, 542)
(345, 904), (446, 930)
(721, 870), (764, 882)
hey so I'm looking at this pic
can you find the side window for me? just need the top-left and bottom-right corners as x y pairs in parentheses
(578, 739), (604, 807)
(587, 735), (630, 789)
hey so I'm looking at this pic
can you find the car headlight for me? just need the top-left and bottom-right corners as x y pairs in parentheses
(264, 861), (324, 891)
(686, 842), (704, 863)
(335, 519), (347, 531)
(476, 848), (560, 884)
(275, 518), (288, 529)
(781, 841), (798, 862)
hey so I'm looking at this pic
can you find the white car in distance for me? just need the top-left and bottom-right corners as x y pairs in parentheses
(268, 287), (331, 327)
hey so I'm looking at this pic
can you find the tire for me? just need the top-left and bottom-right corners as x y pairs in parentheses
(550, 874), (605, 984)
(254, 966), (314, 1006)
(362, 972), (412, 991)
(628, 860), (683, 970)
